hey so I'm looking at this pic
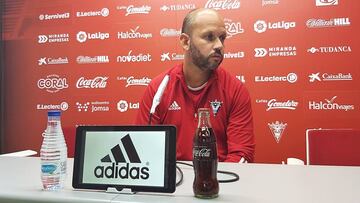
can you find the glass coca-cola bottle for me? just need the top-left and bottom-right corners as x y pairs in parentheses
(192, 108), (219, 198)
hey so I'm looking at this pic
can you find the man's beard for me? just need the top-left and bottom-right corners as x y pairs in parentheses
(189, 42), (223, 71)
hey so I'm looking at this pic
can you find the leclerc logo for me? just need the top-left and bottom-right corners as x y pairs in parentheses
(94, 134), (149, 179)
(316, 0), (338, 6)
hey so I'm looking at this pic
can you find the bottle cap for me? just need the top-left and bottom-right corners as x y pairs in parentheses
(48, 110), (61, 116)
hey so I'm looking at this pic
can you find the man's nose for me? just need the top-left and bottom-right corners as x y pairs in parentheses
(213, 37), (224, 50)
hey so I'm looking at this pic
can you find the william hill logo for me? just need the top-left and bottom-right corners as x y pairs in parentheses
(94, 134), (149, 180)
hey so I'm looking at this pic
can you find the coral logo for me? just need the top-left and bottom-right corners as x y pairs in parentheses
(37, 74), (69, 93)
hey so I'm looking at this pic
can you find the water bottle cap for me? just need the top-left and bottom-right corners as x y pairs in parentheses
(48, 111), (61, 116)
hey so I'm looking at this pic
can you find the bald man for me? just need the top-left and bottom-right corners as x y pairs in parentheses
(136, 9), (255, 163)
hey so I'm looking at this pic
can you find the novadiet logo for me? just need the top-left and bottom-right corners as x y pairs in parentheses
(94, 134), (150, 180)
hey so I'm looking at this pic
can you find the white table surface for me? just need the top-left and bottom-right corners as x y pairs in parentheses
(0, 157), (360, 203)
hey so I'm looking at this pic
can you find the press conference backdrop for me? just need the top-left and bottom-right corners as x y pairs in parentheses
(1, 0), (359, 163)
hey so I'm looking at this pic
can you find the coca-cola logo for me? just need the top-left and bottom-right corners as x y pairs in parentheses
(205, 0), (240, 10)
(37, 74), (68, 93)
(76, 76), (108, 88)
(193, 148), (211, 158)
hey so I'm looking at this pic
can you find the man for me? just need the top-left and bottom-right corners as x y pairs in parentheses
(136, 8), (255, 162)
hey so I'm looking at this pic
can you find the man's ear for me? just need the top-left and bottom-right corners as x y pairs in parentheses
(180, 33), (190, 51)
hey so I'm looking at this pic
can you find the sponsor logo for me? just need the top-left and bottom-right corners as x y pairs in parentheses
(76, 8), (109, 17)
(117, 26), (152, 39)
(116, 5), (151, 16)
(117, 50), (152, 63)
(255, 73), (298, 83)
(210, 99), (223, 116)
(256, 99), (299, 111)
(160, 4), (196, 12)
(39, 12), (70, 21)
(307, 46), (351, 54)
(224, 18), (244, 38)
(308, 96), (355, 111)
(37, 102), (69, 111)
(309, 72), (353, 82)
(37, 74), (69, 93)
(224, 51), (245, 59)
(254, 20), (296, 33)
(38, 34), (69, 44)
(76, 76), (108, 89)
(268, 121), (287, 143)
(76, 101), (110, 112)
(76, 31), (110, 43)
(254, 46), (296, 57)
(94, 134), (149, 180)
(117, 100), (139, 112)
(236, 75), (246, 83)
(160, 52), (184, 62)
(306, 17), (351, 28)
(76, 56), (109, 64)
(38, 57), (68, 65)
(262, 0), (280, 6)
(117, 76), (151, 87)
(168, 101), (181, 111)
(160, 28), (181, 37)
(205, 0), (240, 10)
(316, 0), (338, 6)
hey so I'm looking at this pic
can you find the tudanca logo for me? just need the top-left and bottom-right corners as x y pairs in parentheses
(37, 74), (69, 93)
(76, 31), (110, 43)
(255, 73), (298, 83)
(160, 28), (181, 37)
(205, 0), (241, 10)
(94, 134), (149, 180)
(224, 18), (244, 38)
(254, 20), (296, 33)
(268, 121), (287, 143)
(307, 46), (351, 54)
(116, 5), (151, 16)
(117, 51), (152, 63)
(160, 4), (196, 12)
(308, 96), (355, 111)
(306, 18), (351, 28)
(76, 8), (109, 17)
(316, 0), (338, 6)
(309, 72), (352, 82)
(256, 99), (299, 111)
(76, 76), (108, 89)
(117, 26), (153, 39)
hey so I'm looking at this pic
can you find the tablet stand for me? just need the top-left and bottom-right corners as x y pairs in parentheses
(106, 187), (137, 194)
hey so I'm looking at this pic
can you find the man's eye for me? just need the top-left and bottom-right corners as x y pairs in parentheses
(206, 34), (215, 41)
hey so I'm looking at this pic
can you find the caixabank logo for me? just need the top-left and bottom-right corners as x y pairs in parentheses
(94, 134), (149, 180)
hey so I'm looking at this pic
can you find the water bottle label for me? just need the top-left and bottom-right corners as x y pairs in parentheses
(41, 164), (57, 174)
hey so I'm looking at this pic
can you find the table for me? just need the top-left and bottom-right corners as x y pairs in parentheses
(0, 157), (359, 203)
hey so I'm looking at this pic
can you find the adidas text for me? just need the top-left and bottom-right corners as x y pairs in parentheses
(94, 163), (149, 180)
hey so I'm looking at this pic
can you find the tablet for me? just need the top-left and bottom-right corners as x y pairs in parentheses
(73, 125), (177, 193)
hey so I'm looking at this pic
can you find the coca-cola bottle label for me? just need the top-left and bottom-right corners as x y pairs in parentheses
(193, 143), (216, 160)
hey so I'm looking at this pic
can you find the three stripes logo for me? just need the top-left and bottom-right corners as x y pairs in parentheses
(38, 35), (48, 43)
(94, 134), (150, 179)
(254, 48), (268, 57)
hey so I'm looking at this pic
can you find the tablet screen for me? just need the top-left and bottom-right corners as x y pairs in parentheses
(73, 125), (176, 193)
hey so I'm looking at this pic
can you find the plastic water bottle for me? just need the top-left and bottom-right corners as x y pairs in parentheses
(40, 110), (67, 190)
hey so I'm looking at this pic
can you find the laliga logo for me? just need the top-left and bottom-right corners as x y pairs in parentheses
(94, 134), (149, 180)
(76, 31), (110, 43)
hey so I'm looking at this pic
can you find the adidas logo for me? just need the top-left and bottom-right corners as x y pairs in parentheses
(94, 134), (150, 179)
(168, 101), (181, 111)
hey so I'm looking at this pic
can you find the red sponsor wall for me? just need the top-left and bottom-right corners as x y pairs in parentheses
(1, 0), (359, 163)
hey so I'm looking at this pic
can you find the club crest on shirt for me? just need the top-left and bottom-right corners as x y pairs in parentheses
(210, 99), (223, 116)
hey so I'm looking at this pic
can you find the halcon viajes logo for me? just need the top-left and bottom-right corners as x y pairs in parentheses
(308, 96), (355, 111)
(37, 74), (69, 93)
(94, 134), (149, 180)
(205, 0), (240, 10)
(76, 76), (108, 89)
(117, 26), (153, 39)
